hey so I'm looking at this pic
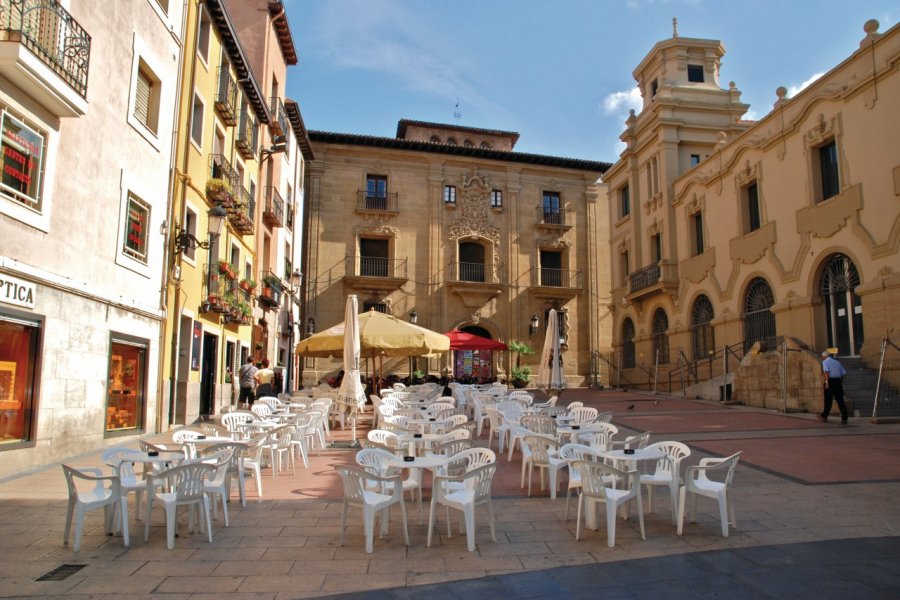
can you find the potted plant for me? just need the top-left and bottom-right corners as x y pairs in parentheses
(508, 340), (535, 388)
(262, 273), (282, 291)
(218, 260), (235, 279)
(206, 178), (234, 205)
(239, 278), (257, 293)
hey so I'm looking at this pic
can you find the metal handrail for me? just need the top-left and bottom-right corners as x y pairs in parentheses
(536, 206), (574, 226)
(0, 0), (92, 98)
(264, 186), (284, 225)
(530, 267), (582, 288)
(667, 341), (745, 395)
(629, 263), (660, 293)
(345, 255), (408, 279)
(356, 190), (399, 212)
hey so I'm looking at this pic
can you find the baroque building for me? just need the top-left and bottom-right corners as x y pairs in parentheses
(604, 20), (900, 408)
(302, 120), (610, 386)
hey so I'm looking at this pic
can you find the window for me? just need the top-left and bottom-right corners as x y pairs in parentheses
(285, 183), (293, 229)
(746, 182), (761, 232)
(691, 296), (715, 360)
(687, 64), (704, 83)
(692, 212), (704, 256)
(490, 189), (502, 208)
(542, 191), (561, 224)
(0, 312), (41, 444)
(620, 250), (629, 287)
(134, 66), (153, 132)
(429, 135), (441, 143)
(743, 277), (776, 352)
(464, 140), (474, 148)
(197, 7), (211, 64)
(458, 242), (485, 282)
(480, 141), (492, 149)
(446, 137), (457, 145)
(123, 193), (150, 263)
(540, 250), (563, 287)
(190, 93), (204, 147)
(444, 185), (457, 204)
(0, 110), (46, 212)
(105, 335), (147, 434)
(359, 238), (389, 277)
(229, 244), (239, 268)
(690, 154), (700, 167)
(622, 318), (636, 368)
(651, 234), (662, 264)
(183, 208), (197, 261)
(818, 140), (840, 201)
(363, 301), (387, 313)
(651, 79), (658, 98)
(619, 185), (630, 218)
(365, 174), (387, 209)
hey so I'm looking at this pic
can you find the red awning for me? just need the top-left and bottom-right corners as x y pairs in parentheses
(444, 330), (508, 351)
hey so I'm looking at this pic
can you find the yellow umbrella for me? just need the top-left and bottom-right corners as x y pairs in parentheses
(295, 309), (450, 359)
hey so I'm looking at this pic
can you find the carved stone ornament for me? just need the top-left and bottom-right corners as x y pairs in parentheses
(537, 235), (572, 250)
(805, 113), (835, 147)
(449, 168), (501, 244)
(647, 219), (660, 237)
(618, 238), (631, 254)
(735, 160), (758, 187)
(354, 215), (398, 238)
(685, 193), (704, 216)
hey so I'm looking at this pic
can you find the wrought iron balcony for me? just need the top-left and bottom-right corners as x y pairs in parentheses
(0, 0), (91, 116)
(263, 186), (284, 228)
(215, 66), (238, 126)
(235, 103), (257, 159)
(229, 184), (254, 235)
(355, 190), (399, 213)
(536, 206), (574, 229)
(269, 96), (290, 147)
(345, 255), (408, 279)
(449, 262), (505, 284)
(531, 268), (582, 288)
(627, 261), (679, 300)
(258, 269), (282, 309)
(209, 153), (237, 187)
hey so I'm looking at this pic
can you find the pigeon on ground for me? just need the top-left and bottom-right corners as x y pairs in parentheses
(626, 404), (635, 410)
(653, 400), (660, 406)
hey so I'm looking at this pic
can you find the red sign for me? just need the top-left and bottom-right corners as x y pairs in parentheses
(1, 112), (44, 208)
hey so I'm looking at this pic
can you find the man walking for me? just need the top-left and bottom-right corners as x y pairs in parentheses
(238, 357), (258, 408)
(819, 350), (848, 424)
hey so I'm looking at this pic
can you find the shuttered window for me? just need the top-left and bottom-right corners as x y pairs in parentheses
(134, 68), (152, 130)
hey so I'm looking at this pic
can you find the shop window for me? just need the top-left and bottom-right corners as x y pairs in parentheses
(122, 192), (150, 263)
(0, 312), (41, 446)
(1, 110), (47, 212)
(105, 336), (147, 434)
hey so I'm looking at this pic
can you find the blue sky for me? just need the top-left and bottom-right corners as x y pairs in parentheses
(283, 0), (896, 164)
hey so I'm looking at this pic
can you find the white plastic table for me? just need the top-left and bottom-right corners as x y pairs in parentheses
(396, 432), (445, 456)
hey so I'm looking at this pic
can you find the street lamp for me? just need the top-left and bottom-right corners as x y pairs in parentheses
(285, 270), (301, 393)
(174, 204), (227, 255)
(529, 314), (539, 336)
(409, 310), (418, 325)
(306, 317), (316, 336)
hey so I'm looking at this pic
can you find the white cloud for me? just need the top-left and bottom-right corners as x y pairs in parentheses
(601, 87), (643, 117)
(787, 72), (825, 98)
(742, 110), (759, 121)
(311, 0), (507, 119)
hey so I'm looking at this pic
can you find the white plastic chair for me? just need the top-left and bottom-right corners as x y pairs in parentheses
(523, 435), (567, 499)
(199, 447), (235, 526)
(570, 406), (598, 425)
(102, 447), (149, 522)
(252, 403), (274, 420)
(144, 462), (215, 549)
(241, 433), (268, 498)
(566, 401), (583, 412)
(265, 425), (295, 477)
(572, 460), (645, 547)
(582, 423), (619, 450)
(558, 443), (603, 521)
(609, 430), (651, 451)
(62, 464), (128, 552)
(199, 441), (248, 507)
(677, 452), (741, 537)
(427, 463), (497, 552)
(336, 464), (409, 554)
(355, 447), (422, 515)
(641, 441), (691, 525)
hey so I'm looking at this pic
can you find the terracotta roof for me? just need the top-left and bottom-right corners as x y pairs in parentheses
(396, 119), (520, 145)
(285, 100), (314, 161)
(308, 130), (610, 173)
(267, 1), (298, 66)
(204, 0), (270, 124)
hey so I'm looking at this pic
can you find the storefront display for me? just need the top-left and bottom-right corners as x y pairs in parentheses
(105, 339), (146, 432)
(0, 315), (39, 443)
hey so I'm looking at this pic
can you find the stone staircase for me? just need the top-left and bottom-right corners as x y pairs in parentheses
(840, 357), (900, 418)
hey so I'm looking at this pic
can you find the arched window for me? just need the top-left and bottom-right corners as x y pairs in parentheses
(429, 135), (441, 143)
(691, 295), (715, 359)
(743, 277), (776, 352)
(446, 137), (458, 146)
(480, 141), (492, 149)
(652, 308), (669, 364)
(463, 139), (474, 148)
(458, 242), (485, 282)
(622, 318), (636, 368)
(820, 254), (863, 355)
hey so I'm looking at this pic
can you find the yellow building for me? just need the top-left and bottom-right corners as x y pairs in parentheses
(604, 20), (900, 413)
(303, 121), (610, 387)
(163, 0), (271, 424)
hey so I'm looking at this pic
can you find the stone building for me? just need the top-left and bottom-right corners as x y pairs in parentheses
(603, 20), (900, 411)
(0, 0), (181, 475)
(302, 120), (610, 387)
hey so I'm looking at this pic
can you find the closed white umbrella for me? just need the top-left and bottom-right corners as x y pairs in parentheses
(537, 309), (566, 391)
(337, 295), (366, 444)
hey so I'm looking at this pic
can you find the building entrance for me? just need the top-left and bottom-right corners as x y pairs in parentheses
(821, 254), (863, 356)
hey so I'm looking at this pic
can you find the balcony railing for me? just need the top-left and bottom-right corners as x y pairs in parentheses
(269, 96), (290, 146)
(215, 66), (238, 126)
(0, 0), (91, 98)
(536, 207), (574, 228)
(229, 184), (254, 235)
(258, 269), (282, 309)
(627, 261), (679, 298)
(345, 255), (408, 279)
(263, 186), (284, 228)
(531, 268), (582, 288)
(209, 153), (237, 188)
(235, 104), (257, 159)
(355, 190), (399, 213)
(629, 263), (660, 293)
(449, 261), (504, 284)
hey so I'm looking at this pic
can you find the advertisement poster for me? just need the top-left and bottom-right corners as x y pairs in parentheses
(1, 111), (44, 208)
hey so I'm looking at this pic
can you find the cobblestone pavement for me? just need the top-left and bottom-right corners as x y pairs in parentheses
(0, 389), (898, 598)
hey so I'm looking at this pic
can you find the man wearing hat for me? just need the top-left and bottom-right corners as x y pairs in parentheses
(819, 350), (848, 424)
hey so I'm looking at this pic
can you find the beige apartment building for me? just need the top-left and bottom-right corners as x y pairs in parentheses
(302, 121), (610, 387)
(604, 20), (900, 410)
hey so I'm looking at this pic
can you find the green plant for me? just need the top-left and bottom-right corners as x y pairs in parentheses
(262, 273), (282, 289)
(240, 278), (257, 291)
(511, 365), (532, 383)
(411, 369), (425, 384)
(206, 177), (233, 196)
(508, 340), (534, 370)
(237, 301), (251, 316)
